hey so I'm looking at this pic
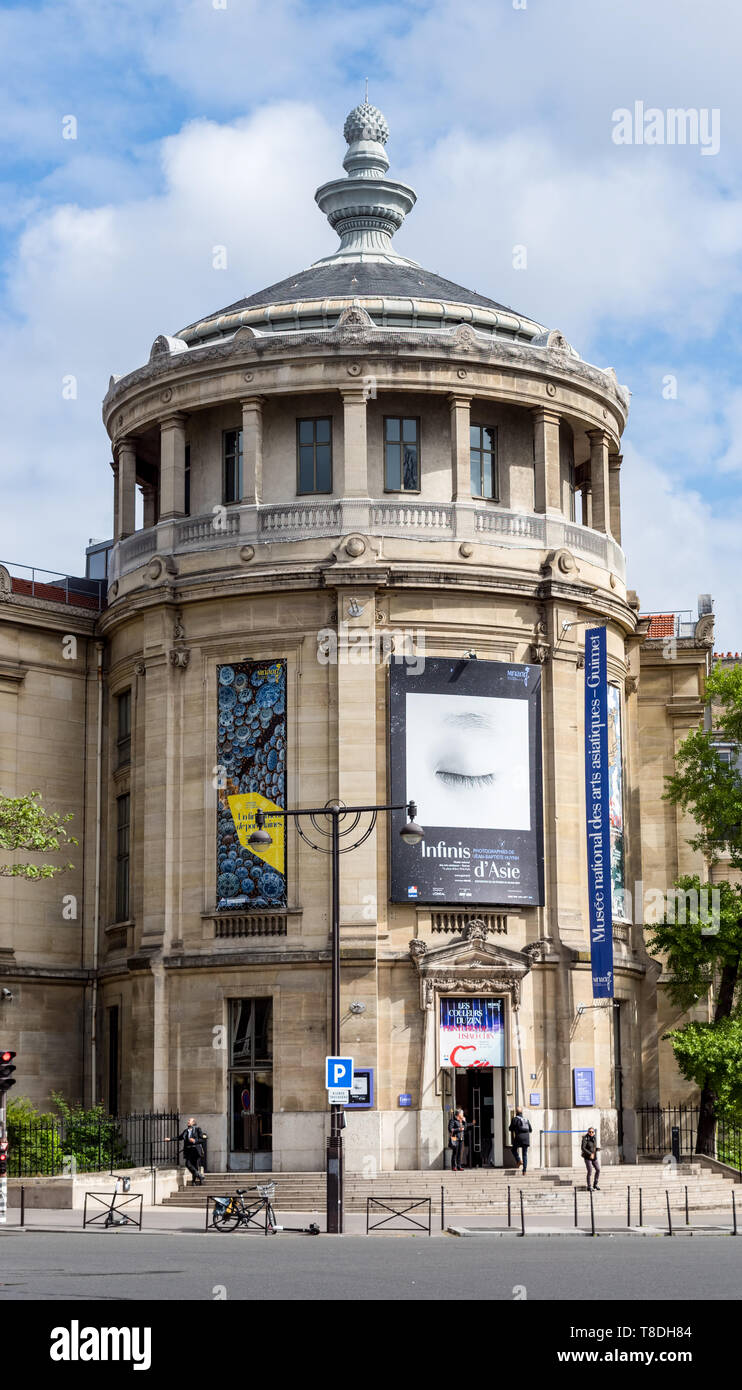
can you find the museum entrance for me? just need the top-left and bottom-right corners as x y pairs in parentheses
(453, 1068), (505, 1167)
(228, 997), (273, 1171)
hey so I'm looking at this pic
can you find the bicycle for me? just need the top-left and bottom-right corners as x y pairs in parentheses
(211, 1181), (280, 1233)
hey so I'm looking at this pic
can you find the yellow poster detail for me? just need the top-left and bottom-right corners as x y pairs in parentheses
(227, 792), (285, 874)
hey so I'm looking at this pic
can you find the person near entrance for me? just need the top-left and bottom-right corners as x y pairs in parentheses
(448, 1108), (467, 1171)
(165, 1118), (207, 1185)
(581, 1126), (601, 1190)
(509, 1107), (532, 1172)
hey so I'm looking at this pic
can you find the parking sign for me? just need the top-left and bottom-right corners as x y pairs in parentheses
(325, 1056), (353, 1089)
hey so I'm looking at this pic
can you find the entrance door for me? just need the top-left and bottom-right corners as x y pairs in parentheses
(228, 998), (273, 1171)
(454, 1069), (496, 1167)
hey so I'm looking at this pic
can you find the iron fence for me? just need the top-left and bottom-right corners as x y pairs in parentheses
(637, 1104), (742, 1175)
(6, 1111), (180, 1177)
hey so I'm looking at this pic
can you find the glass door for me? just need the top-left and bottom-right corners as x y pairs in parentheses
(228, 999), (273, 1171)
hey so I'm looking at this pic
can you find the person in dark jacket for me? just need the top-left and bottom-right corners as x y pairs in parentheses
(581, 1127), (601, 1190)
(509, 1107), (532, 1172)
(165, 1118), (207, 1185)
(448, 1108), (466, 1171)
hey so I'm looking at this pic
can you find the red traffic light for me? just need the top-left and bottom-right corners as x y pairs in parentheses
(0, 1049), (16, 1095)
(1, 1051), (15, 1062)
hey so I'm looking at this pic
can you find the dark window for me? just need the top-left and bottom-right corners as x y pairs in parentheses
(107, 1005), (119, 1115)
(184, 443), (191, 516)
(297, 418), (332, 494)
(568, 457), (576, 521)
(115, 793), (130, 922)
(116, 690), (131, 769)
(384, 417), (419, 492)
(223, 430), (243, 505)
(470, 424), (498, 500)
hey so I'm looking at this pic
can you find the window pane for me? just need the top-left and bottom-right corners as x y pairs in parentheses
(471, 454), (482, 497)
(403, 444), (418, 490)
(385, 442), (401, 490)
(298, 447), (315, 493)
(315, 418), (331, 444)
(298, 420), (314, 445)
(315, 445), (331, 492)
(482, 426), (496, 454)
(402, 418), (417, 443)
(385, 418), (400, 442)
(470, 424), (481, 448)
(483, 455), (493, 499)
(224, 458), (236, 503)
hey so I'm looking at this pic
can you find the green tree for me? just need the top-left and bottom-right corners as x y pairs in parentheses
(0, 790), (76, 878)
(658, 665), (742, 1155)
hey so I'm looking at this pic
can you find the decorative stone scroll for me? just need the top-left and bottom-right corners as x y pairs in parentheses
(408, 917), (535, 1011)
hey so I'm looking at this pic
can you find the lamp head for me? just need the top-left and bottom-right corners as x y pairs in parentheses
(400, 800), (424, 846)
(248, 808), (273, 849)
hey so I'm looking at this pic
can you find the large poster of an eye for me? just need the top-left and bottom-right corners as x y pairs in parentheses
(216, 659), (286, 911)
(389, 658), (544, 906)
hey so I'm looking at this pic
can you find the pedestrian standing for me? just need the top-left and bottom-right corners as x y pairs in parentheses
(448, 1108), (466, 1171)
(509, 1107), (532, 1172)
(581, 1126), (601, 1190)
(166, 1117), (207, 1185)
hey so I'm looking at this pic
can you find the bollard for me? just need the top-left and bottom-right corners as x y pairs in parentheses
(20, 1184), (25, 1228)
(639, 1187), (643, 1226)
(627, 1186), (631, 1228)
(519, 1188), (525, 1237)
(733, 1190), (737, 1237)
(589, 1186), (595, 1237)
(574, 1186), (578, 1228)
(508, 1185), (511, 1228)
(685, 1184), (689, 1227)
(666, 1189), (673, 1236)
(441, 1185), (445, 1232)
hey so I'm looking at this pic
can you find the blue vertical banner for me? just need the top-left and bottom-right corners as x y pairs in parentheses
(584, 628), (614, 998)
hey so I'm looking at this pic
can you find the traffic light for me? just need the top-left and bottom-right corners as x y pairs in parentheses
(0, 1138), (8, 1176)
(0, 1050), (16, 1096)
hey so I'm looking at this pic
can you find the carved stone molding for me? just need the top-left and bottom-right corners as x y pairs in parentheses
(0, 565), (11, 601)
(624, 674), (638, 695)
(168, 649), (190, 669)
(408, 922), (534, 1011)
(134, 660), (146, 676)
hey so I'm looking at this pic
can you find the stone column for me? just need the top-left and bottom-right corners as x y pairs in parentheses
(587, 429), (612, 535)
(141, 483), (157, 529)
(448, 393), (472, 500)
(159, 413), (187, 521)
(580, 483), (592, 528)
(533, 408), (562, 514)
(340, 389), (368, 498)
(241, 396), (264, 505)
(609, 451), (623, 546)
(111, 460), (120, 541)
(116, 438), (137, 540)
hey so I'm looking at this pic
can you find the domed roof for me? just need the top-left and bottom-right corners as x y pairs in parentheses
(176, 99), (545, 347)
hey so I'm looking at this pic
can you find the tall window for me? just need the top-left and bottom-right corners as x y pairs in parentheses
(184, 443), (191, 516)
(384, 417), (419, 491)
(115, 793), (130, 921)
(297, 418), (332, 494)
(223, 430), (243, 504)
(470, 424), (498, 500)
(116, 690), (131, 769)
(568, 457), (576, 521)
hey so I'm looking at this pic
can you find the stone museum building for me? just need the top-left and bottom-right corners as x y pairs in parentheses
(0, 103), (719, 1172)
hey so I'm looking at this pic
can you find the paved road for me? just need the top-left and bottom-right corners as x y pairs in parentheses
(1, 1233), (741, 1300)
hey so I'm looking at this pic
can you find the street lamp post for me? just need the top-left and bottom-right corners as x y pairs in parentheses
(249, 798), (423, 1234)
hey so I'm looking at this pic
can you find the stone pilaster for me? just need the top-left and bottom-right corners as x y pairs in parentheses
(609, 451), (623, 545)
(533, 408), (562, 514)
(141, 483), (157, 530)
(159, 413), (187, 521)
(339, 389), (368, 498)
(116, 438), (137, 540)
(448, 393), (472, 501)
(241, 396), (264, 505)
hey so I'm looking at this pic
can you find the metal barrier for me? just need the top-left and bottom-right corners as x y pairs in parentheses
(83, 1189), (143, 1230)
(366, 1196), (432, 1235)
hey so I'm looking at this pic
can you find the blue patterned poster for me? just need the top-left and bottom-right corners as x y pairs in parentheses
(584, 629), (614, 998)
(216, 659), (286, 910)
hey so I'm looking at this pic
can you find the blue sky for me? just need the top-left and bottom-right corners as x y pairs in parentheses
(1, 0), (740, 643)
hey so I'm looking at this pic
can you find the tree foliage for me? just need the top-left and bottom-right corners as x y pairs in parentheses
(664, 665), (742, 870)
(666, 1017), (742, 1121)
(0, 790), (76, 878)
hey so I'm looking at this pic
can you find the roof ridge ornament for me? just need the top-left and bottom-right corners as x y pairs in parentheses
(313, 102), (418, 268)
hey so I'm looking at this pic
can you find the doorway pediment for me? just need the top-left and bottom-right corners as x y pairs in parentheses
(409, 919), (550, 1011)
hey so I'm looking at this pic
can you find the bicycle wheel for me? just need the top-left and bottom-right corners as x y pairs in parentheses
(265, 1204), (278, 1233)
(212, 1202), (240, 1231)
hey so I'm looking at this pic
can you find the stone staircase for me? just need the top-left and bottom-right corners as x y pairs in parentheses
(162, 1162), (738, 1215)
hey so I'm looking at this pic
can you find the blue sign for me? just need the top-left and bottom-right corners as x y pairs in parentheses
(325, 1056), (353, 1089)
(574, 1067), (596, 1107)
(529, 1092), (541, 1107)
(398, 1094), (412, 1107)
(346, 1068), (374, 1109)
(584, 627), (614, 998)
